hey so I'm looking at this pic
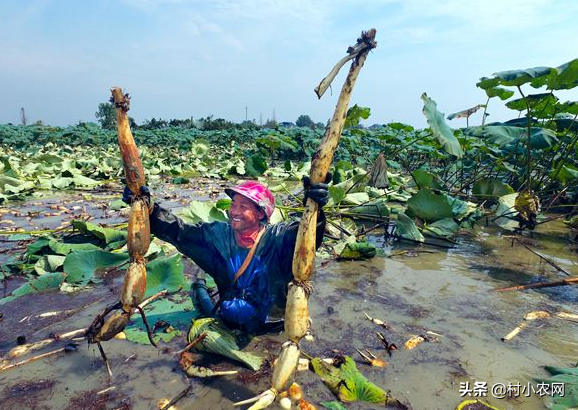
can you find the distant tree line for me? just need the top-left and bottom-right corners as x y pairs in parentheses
(95, 102), (328, 131)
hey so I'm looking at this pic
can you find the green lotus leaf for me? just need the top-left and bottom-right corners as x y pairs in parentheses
(339, 241), (377, 260)
(421, 93), (463, 158)
(73, 174), (99, 187)
(172, 176), (190, 184)
(465, 125), (557, 149)
(505, 93), (559, 118)
(48, 239), (101, 255)
(311, 355), (400, 405)
(63, 250), (129, 285)
(396, 213), (424, 243)
(424, 218), (459, 238)
(320, 401), (348, 410)
(0, 272), (66, 305)
(550, 164), (578, 184)
(124, 293), (194, 345)
(412, 169), (444, 190)
(548, 58), (578, 90)
(344, 104), (371, 129)
(347, 199), (390, 219)
(245, 154), (268, 177)
(472, 178), (515, 199)
(493, 66), (554, 87)
(485, 86), (515, 100)
(342, 192), (370, 206)
(493, 193), (519, 231)
(407, 189), (453, 223)
(144, 253), (189, 297)
(71, 220), (127, 244)
(51, 177), (73, 189)
(34, 255), (66, 275)
(180, 200), (228, 224)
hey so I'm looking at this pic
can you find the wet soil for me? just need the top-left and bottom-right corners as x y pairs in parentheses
(1, 186), (577, 410)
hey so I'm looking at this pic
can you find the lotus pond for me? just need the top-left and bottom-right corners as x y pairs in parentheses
(0, 180), (577, 410)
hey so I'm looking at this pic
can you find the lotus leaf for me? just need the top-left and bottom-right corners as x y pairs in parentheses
(412, 169), (444, 190)
(551, 164), (578, 184)
(493, 66), (553, 87)
(310, 355), (402, 406)
(144, 253), (189, 296)
(533, 365), (578, 410)
(395, 212), (424, 243)
(71, 220), (127, 245)
(421, 93), (464, 158)
(493, 193), (519, 231)
(320, 402), (348, 410)
(34, 255), (66, 275)
(63, 250), (129, 285)
(124, 294), (193, 344)
(472, 178), (515, 199)
(407, 189), (453, 223)
(180, 200), (229, 224)
(339, 241), (377, 260)
(548, 58), (578, 90)
(0, 272), (66, 305)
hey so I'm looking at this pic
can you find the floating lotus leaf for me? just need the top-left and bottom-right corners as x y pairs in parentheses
(71, 220), (127, 245)
(311, 355), (404, 407)
(180, 200), (229, 224)
(63, 250), (129, 285)
(0, 272), (66, 305)
(493, 193), (519, 231)
(339, 241), (377, 260)
(395, 212), (424, 243)
(424, 218), (459, 239)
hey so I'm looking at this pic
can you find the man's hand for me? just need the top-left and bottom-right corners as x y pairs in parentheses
(302, 172), (332, 207)
(122, 183), (153, 212)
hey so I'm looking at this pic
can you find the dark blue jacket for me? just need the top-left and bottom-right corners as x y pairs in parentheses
(149, 204), (325, 331)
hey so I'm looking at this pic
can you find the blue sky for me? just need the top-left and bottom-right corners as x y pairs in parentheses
(1, 0), (577, 128)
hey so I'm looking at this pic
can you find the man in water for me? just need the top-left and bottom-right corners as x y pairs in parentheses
(123, 176), (329, 333)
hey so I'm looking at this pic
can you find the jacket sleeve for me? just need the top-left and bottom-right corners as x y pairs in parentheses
(148, 203), (226, 286)
(148, 203), (210, 255)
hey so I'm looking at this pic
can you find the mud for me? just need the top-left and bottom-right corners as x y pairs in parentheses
(1, 188), (578, 409)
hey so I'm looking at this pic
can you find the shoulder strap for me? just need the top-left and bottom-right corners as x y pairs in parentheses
(232, 227), (266, 284)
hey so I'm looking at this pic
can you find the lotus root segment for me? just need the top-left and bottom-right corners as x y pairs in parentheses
(95, 311), (131, 342)
(127, 199), (151, 258)
(111, 87), (145, 194)
(284, 282), (310, 341)
(291, 207), (318, 282)
(120, 261), (147, 312)
(272, 342), (300, 392)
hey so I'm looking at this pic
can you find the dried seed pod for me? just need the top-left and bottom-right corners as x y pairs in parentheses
(285, 282), (310, 342)
(120, 261), (147, 311)
(272, 342), (300, 392)
(127, 199), (150, 258)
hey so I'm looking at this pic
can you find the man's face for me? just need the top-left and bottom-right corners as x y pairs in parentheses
(228, 194), (265, 232)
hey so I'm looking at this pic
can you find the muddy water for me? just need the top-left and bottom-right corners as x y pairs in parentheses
(1, 191), (577, 410)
